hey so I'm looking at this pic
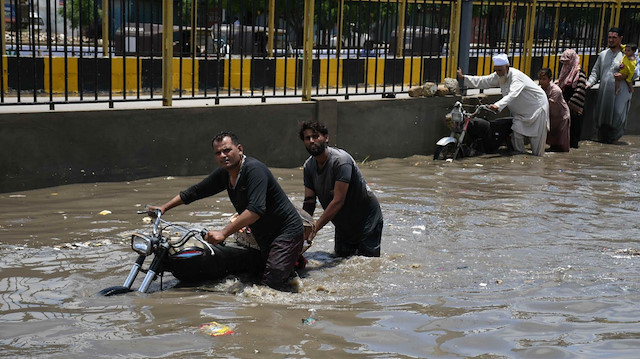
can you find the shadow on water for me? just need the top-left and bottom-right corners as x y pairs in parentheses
(1, 138), (640, 357)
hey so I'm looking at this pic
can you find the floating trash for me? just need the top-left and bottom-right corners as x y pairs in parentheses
(302, 317), (316, 325)
(98, 210), (112, 216)
(198, 321), (235, 337)
(302, 309), (317, 325)
(613, 248), (640, 256)
(53, 239), (113, 250)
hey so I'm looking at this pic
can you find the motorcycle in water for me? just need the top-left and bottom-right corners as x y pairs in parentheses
(433, 101), (513, 161)
(99, 208), (314, 296)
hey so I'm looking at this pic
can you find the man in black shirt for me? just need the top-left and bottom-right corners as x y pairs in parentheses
(151, 131), (304, 290)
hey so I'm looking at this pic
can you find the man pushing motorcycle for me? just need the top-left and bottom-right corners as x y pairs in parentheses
(457, 53), (550, 156)
(149, 131), (304, 291)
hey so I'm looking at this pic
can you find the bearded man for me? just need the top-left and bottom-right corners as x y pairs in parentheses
(586, 27), (634, 144)
(298, 121), (383, 258)
(457, 53), (550, 156)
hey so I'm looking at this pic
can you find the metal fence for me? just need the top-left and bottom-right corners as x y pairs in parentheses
(1, 0), (640, 107)
(466, 0), (640, 80)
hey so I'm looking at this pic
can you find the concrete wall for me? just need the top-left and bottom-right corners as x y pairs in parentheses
(1, 90), (638, 193)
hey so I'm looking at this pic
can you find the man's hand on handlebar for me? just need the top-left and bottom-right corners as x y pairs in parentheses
(205, 230), (226, 245)
(488, 104), (499, 112)
(146, 205), (165, 218)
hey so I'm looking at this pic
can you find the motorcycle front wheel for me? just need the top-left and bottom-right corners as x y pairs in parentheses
(433, 142), (459, 160)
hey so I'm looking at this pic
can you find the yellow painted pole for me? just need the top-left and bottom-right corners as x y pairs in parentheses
(162, 0), (173, 106)
(597, 4), (606, 53)
(505, 3), (514, 56)
(267, 0), (275, 57)
(614, 0), (622, 26)
(396, 0), (406, 57)
(522, 4), (531, 70)
(551, 5), (561, 74)
(447, 0), (462, 78)
(102, 0), (109, 57)
(523, 0), (537, 75)
(609, 2), (616, 31)
(302, 0), (315, 101)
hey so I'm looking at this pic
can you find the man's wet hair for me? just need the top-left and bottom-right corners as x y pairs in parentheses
(299, 121), (328, 140)
(626, 43), (638, 52)
(609, 27), (623, 37)
(212, 131), (239, 146)
(538, 67), (553, 79)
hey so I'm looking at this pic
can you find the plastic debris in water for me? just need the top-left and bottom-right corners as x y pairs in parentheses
(302, 309), (317, 325)
(98, 210), (112, 216)
(198, 321), (235, 336)
(302, 317), (316, 325)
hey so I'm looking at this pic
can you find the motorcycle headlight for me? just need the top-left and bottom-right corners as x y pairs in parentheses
(131, 233), (154, 256)
(450, 107), (464, 123)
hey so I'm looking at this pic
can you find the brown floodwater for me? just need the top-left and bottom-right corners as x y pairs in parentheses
(1, 137), (640, 358)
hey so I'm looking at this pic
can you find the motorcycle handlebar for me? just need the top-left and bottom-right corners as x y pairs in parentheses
(137, 209), (208, 240)
(467, 104), (497, 117)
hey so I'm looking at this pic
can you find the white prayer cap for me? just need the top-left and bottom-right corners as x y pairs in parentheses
(492, 53), (509, 66)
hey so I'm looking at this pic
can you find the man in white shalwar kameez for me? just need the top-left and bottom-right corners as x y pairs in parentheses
(586, 27), (633, 144)
(457, 54), (550, 156)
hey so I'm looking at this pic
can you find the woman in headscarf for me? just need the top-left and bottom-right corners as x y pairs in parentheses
(557, 49), (587, 148)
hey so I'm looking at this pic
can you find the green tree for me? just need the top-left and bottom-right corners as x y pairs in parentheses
(59, 0), (102, 36)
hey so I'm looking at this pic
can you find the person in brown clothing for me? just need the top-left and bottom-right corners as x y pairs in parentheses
(539, 68), (571, 152)
(557, 49), (587, 148)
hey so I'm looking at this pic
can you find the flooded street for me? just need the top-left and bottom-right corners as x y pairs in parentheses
(1, 137), (640, 358)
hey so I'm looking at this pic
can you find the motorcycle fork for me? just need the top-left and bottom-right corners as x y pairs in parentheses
(123, 255), (146, 289)
(454, 116), (471, 159)
(138, 246), (169, 293)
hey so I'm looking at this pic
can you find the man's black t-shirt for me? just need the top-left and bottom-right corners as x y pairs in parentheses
(180, 156), (303, 249)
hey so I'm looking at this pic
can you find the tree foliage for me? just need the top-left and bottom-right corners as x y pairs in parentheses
(58, 0), (102, 30)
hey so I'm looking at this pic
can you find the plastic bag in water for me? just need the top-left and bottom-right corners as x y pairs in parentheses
(198, 321), (235, 336)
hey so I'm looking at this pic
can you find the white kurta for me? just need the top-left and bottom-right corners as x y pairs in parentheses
(586, 48), (632, 143)
(464, 68), (550, 138)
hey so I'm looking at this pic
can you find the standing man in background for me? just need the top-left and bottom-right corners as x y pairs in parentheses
(586, 27), (634, 144)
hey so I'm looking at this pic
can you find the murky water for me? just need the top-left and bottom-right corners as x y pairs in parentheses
(2, 137), (640, 358)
